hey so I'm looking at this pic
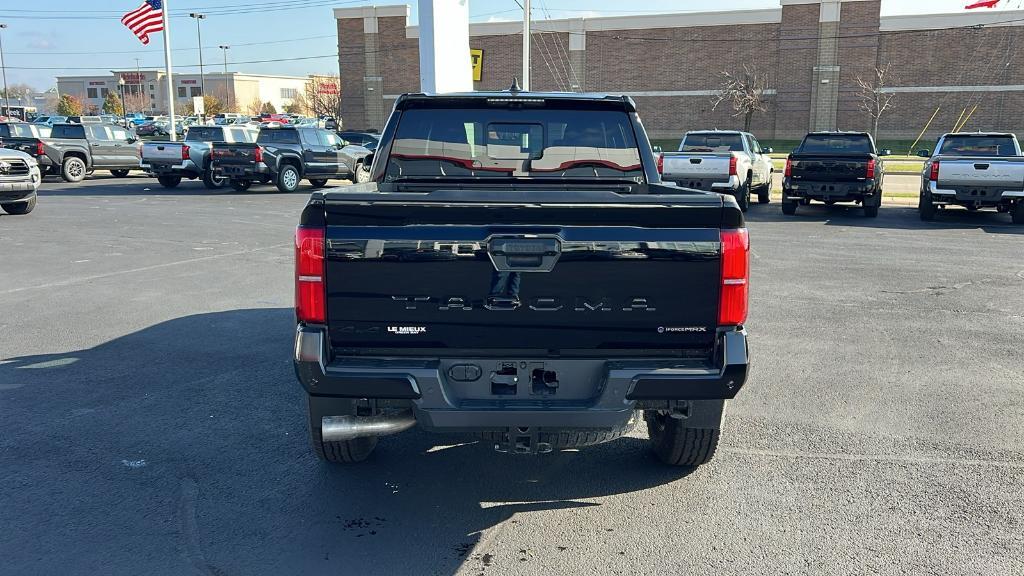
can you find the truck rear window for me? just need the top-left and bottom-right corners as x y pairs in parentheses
(51, 124), (87, 139)
(939, 136), (1017, 157)
(680, 133), (744, 153)
(257, 129), (300, 145)
(798, 134), (873, 154)
(186, 127), (224, 142)
(386, 108), (643, 181)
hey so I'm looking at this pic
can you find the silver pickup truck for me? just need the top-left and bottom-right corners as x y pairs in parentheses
(920, 132), (1024, 224)
(141, 125), (257, 189)
(660, 130), (774, 212)
(0, 148), (42, 215)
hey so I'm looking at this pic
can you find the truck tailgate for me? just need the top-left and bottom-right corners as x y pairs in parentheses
(0, 137), (41, 156)
(211, 142), (258, 165)
(142, 142), (185, 163)
(662, 153), (731, 181)
(789, 154), (872, 182)
(322, 191), (729, 356)
(936, 157), (1024, 189)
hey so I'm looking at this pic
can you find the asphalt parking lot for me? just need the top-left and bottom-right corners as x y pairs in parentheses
(2, 174), (1023, 576)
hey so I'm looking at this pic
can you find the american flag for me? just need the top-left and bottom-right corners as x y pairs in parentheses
(121, 0), (165, 45)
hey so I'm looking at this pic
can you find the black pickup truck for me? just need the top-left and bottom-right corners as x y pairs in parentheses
(293, 91), (751, 467)
(782, 131), (885, 217)
(211, 126), (371, 193)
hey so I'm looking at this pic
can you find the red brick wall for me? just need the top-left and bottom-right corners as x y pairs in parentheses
(338, 18), (367, 130)
(773, 4), (820, 139)
(836, 1), (881, 132)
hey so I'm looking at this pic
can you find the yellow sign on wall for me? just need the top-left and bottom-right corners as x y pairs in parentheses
(471, 49), (484, 82)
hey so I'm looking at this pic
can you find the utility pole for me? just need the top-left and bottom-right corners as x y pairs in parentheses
(189, 13), (206, 120)
(118, 76), (127, 128)
(0, 24), (10, 118)
(133, 57), (142, 117)
(219, 45), (231, 111)
(522, 0), (531, 90)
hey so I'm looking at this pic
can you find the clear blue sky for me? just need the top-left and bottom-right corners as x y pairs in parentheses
(0, 0), (1016, 90)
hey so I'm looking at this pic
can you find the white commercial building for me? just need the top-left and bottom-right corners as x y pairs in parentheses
(56, 71), (308, 116)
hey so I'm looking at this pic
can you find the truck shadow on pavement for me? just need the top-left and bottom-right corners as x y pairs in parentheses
(0, 308), (692, 576)
(38, 174), (337, 197)
(745, 203), (1024, 235)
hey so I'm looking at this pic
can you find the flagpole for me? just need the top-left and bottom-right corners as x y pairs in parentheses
(161, 0), (176, 141)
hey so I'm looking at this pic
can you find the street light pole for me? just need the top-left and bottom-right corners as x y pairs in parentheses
(0, 24), (11, 118)
(118, 77), (127, 128)
(189, 13), (206, 120)
(218, 45), (231, 112)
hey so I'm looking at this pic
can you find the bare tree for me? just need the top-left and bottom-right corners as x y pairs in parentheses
(856, 63), (897, 140)
(122, 92), (149, 116)
(245, 96), (264, 117)
(711, 65), (770, 132)
(305, 75), (342, 121)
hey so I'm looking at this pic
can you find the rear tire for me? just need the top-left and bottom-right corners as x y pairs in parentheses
(309, 178), (329, 188)
(864, 200), (880, 218)
(110, 169), (130, 178)
(645, 411), (720, 467)
(202, 169), (227, 190)
(734, 177), (751, 212)
(308, 401), (378, 464)
(157, 175), (181, 188)
(781, 195), (797, 215)
(1012, 201), (1024, 225)
(758, 176), (771, 204)
(276, 164), (301, 193)
(229, 179), (252, 192)
(919, 189), (936, 221)
(1, 194), (36, 215)
(61, 156), (87, 183)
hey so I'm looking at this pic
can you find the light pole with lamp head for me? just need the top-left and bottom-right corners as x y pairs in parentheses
(118, 76), (127, 128)
(188, 13), (207, 121)
(218, 45), (230, 112)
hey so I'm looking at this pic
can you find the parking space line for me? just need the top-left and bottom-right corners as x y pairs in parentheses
(722, 447), (1024, 469)
(1, 243), (290, 295)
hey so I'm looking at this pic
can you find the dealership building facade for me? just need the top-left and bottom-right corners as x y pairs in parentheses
(335, 0), (1024, 142)
(56, 71), (308, 116)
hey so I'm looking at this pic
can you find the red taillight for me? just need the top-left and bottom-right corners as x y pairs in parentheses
(718, 228), (749, 326)
(866, 158), (876, 180)
(929, 161), (940, 182)
(181, 144), (190, 161)
(35, 141), (45, 157)
(656, 153), (664, 175)
(254, 146), (264, 164)
(728, 156), (738, 177)
(295, 226), (325, 324)
(784, 158), (793, 178)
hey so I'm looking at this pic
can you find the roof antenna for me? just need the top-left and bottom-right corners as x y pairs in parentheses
(509, 77), (522, 93)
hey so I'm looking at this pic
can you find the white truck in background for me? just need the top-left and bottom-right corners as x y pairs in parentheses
(660, 130), (774, 212)
(919, 132), (1024, 224)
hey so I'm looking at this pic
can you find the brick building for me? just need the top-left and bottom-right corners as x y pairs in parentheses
(335, 1), (1024, 143)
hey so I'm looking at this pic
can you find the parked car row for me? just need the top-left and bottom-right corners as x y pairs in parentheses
(0, 120), (375, 200)
(657, 128), (1024, 224)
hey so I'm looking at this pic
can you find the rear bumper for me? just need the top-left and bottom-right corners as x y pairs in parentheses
(929, 181), (1024, 204)
(293, 325), (748, 430)
(142, 159), (201, 177)
(784, 178), (879, 202)
(663, 174), (740, 192)
(214, 163), (269, 179)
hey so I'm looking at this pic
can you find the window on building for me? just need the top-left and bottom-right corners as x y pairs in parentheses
(101, 88), (109, 98)
(281, 88), (298, 99)
(149, 84), (155, 91)
(87, 88), (98, 99)
(177, 86), (187, 98)
(190, 87), (202, 97)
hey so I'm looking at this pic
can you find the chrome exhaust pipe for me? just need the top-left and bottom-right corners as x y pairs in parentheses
(321, 412), (416, 443)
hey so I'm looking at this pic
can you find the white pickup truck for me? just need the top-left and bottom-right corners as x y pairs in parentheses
(141, 125), (258, 189)
(659, 130), (774, 212)
(920, 132), (1024, 224)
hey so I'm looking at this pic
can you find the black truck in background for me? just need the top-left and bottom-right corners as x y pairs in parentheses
(293, 91), (751, 467)
(211, 126), (372, 193)
(782, 131), (886, 217)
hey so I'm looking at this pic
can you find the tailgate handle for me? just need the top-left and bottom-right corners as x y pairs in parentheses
(690, 158), (702, 164)
(974, 163), (989, 170)
(487, 237), (561, 273)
